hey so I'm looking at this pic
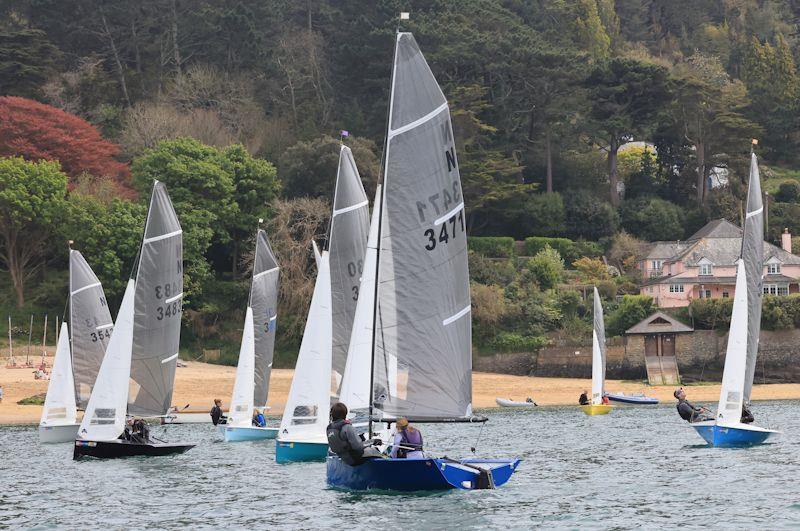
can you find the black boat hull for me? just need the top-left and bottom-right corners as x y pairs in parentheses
(73, 439), (194, 460)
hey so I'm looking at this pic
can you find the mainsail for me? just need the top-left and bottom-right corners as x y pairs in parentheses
(591, 287), (606, 405)
(372, 33), (472, 421)
(717, 153), (763, 424)
(69, 250), (113, 408)
(40, 322), (77, 427)
(251, 229), (280, 408)
(329, 145), (370, 391)
(279, 242), (332, 441)
(129, 182), (183, 416)
(227, 306), (256, 428)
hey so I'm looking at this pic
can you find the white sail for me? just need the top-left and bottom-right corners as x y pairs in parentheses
(40, 322), (77, 427)
(227, 306), (256, 428)
(77, 279), (135, 441)
(716, 261), (749, 425)
(591, 287), (606, 405)
(278, 249), (332, 442)
(339, 185), (381, 412)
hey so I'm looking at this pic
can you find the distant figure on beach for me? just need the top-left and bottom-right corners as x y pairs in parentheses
(252, 409), (266, 427)
(326, 402), (383, 466)
(579, 390), (590, 406)
(674, 388), (712, 423)
(0, 384), (3, 403)
(210, 399), (227, 425)
(391, 418), (424, 459)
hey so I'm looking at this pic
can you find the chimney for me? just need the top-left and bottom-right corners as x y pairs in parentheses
(782, 228), (792, 253)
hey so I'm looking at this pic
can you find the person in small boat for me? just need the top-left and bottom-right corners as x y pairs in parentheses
(130, 419), (151, 443)
(579, 390), (590, 406)
(601, 394), (610, 405)
(674, 388), (712, 423)
(391, 418), (424, 459)
(741, 404), (754, 424)
(326, 402), (383, 466)
(210, 399), (227, 425)
(252, 409), (266, 427)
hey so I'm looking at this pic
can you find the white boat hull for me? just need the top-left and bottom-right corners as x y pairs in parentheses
(39, 423), (80, 443)
(220, 425), (278, 441)
(495, 398), (537, 408)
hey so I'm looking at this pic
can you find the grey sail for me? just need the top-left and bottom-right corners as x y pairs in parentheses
(329, 145), (370, 391)
(69, 250), (113, 408)
(742, 153), (764, 404)
(593, 286), (606, 392)
(372, 33), (472, 420)
(251, 229), (280, 408)
(128, 181), (183, 416)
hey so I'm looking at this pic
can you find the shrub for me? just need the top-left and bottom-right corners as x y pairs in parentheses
(489, 332), (549, 353)
(573, 257), (611, 282)
(468, 252), (516, 285)
(761, 295), (800, 330)
(564, 190), (619, 240)
(775, 181), (800, 203)
(524, 237), (602, 263)
(688, 298), (732, 330)
(527, 246), (564, 290)
(468, 236), (515, 258)
(471, 283), (508, 325)
(608, 230), (648, 273)
(606, 295), (654, 336)
(522, 192), (566, 237)
(620, 196), (686, 241)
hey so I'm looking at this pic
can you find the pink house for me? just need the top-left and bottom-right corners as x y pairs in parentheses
(638, 219), (800, 308)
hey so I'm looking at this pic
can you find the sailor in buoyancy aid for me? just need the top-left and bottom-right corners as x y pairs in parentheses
(390, 418), (424, 459)
(326, 402), (383, 466)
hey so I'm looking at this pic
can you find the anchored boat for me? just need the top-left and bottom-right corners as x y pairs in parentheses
(326, 29), (520, 491)
(221, 228), (280, 442)
(605, 392), (658, 406)
(74, 181), (193, 459)
(581, 287), (612, 416)
(40, 249), (113, 443)
(691, 152), (779, 447)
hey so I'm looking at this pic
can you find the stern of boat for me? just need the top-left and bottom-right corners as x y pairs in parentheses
(692, 421), (779, 447)
(580, 404), (613, 416)
(276, 440), (328, 463)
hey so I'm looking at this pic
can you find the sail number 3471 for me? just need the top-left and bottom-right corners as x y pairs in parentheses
(424, 210), (464, 251)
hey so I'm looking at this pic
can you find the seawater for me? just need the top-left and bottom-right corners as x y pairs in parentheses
(1, 401), (799, 530)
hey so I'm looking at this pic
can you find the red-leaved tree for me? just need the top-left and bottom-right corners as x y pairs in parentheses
(0, 96), (134, 197)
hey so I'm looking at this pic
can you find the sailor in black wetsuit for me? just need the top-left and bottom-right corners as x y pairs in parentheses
(579, 390), (590, 406)
(210, 398), (227, 425)
(326, 402), (383, 466)
(674, 388), (712, 423)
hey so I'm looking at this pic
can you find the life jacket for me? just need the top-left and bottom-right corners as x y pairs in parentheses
(396, 428), (423, 458)
(676, 400), (693, 422)
(326, 419), (362, 465)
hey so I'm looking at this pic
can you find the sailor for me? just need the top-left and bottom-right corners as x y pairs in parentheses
(674, 388), (712, 423)
(130, 418), (151, 443)
(326, 402), (383, 466)
(741, 404), (755, 424)
(390, 418), (424, 459)
(525, 397), (537, 405)
(579, 390), (590, 406)
(252, 409), (266, 427)
(210, 399), (227, 425)
(121, 417), (135, 441)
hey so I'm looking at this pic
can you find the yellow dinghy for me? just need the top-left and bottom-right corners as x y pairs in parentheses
(580, 404), (613, 416)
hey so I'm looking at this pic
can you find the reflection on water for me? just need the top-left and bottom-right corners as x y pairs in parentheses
(1, 401), (798, 529)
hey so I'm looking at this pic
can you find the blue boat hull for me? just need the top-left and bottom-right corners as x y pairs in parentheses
(275, 440), (328, 463)
(219, 425), (278, 442)
(326, 456), (521, 491)
(692, 422), (778, 447)
(605, 393), (658, 405)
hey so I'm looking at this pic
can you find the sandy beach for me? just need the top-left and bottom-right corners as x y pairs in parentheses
(2, 356), (800, 425)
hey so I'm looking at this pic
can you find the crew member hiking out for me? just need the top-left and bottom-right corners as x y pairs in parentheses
(326, 402), (383, 466)
(674, 388), (712, 423)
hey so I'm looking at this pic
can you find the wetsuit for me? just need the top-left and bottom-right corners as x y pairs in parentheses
(676, 399), (710, 423)
(211, 405), (226, 425)
(579, 393), (590, 406)
(326, 419), (381, 466)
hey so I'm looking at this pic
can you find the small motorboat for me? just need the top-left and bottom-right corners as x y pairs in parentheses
(605, 392), (659, 405)
(495, 397), (538, 408)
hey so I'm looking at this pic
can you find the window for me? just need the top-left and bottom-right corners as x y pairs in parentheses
(699, 290), (711, 298)
(669, 284), (684, 293)
(699, 263), (713, 276)
(767, 263), (781, 275)
(763, 284), (789, 296)
(722, 291), (729, 298)
(651, 260), (663, 270)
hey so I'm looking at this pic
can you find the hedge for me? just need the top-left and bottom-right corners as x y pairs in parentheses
(523, 236), (602, 263)
(468, 236), (515, 258)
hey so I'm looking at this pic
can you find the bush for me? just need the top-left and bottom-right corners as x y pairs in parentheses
(527, 246), (564, 290)
(468, 236), (515, 258)
(564, 190), (619, 240)
(469, 252), (516, 285)
(489, 332), (548, 353)
(761, 295), (800, 330)
(775, 181), (800, 203)
(573, 257), (610, 282)
(524, 236), (602, 263)
(688, 298), (732, 330)
(470, 283), (508, 325)
(522, 192), (566, 237)
(620, 196), (685, 241)
(606, 295), (654, 336)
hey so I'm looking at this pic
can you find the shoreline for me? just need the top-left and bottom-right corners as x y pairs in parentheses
(3, 359), (800, 426)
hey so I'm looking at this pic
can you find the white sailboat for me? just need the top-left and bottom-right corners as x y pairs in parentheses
(74, 181), (193, 459)
(221, 228), (280, 442)
(581, 287), (612, 415)
(39, 249), (113, 443)
(692, 152), (780, 447)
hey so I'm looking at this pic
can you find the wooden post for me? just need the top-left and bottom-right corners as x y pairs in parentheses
(42, 314), (48, 365)
(7, 316), (12, 364)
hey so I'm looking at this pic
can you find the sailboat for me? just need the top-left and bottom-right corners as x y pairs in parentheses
(691, 152), (780, 447)
(276, 145), (370, 462)
(74, 181), (194, 459)
(326, 31), (520, 491)
(39, 249), (113, 443)
(220, 228), (280, 442)
(581, 287), (612, 415)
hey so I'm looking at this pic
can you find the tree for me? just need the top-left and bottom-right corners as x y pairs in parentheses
(564, 190), (619, 240)
(584, 58), (672, 205)
(0, 29), (60, 98)
(621, 197), (686, 241)
(606, 294), (654, 336)
(0, 157), (68, 307)
(527, 246), (564, 290)
(0, 96), (133, 197)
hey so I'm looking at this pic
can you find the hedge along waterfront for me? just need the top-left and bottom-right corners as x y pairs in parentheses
(523, 237), (603, 263)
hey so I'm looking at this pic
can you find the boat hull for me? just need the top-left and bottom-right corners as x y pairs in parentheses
(326, 456), (521, 491)
(220, 425), (278, 442)
(580, 404), (613, 415)
(495, 398), (537, 408)
(39, 423), (80, 443)
(276, 440), (328, 463)
(691, 421), (779, 447)
(73, 439), (195, 460)
(605, 393), (659, 406)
